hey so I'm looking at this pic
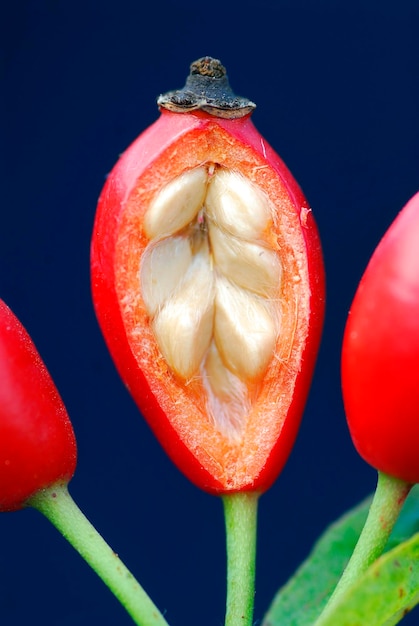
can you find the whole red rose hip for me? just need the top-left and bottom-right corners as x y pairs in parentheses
(0, 299), (77, 511)
(342, 191), (419, 484)
(91, 57), (325, 494)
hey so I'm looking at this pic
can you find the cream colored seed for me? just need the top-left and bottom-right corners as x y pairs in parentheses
(152, 245), (215, 380)
(144, 166), (208, 239)
(214, 277), (278, 381)
(206, 169), (271, 240)
(140, 236), (192, 316)
(204, 341), (242, 400)
(203, 342), (250, 437)
(209, 223), (281, 296)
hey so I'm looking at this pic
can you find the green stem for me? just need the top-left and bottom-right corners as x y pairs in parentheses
(222, 491), (259, 626)
(316, 471), (412, 624)
(29, 482), (170, 626)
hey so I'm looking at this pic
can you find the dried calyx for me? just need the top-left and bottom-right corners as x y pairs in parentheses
(140, 165), (282, 438)
(157, 56), (256, 119)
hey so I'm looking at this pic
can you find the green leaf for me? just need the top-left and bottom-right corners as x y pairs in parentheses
(261, 497), (371, 626)
(262, 486), (419, 626)
(315, 532), (419, 626)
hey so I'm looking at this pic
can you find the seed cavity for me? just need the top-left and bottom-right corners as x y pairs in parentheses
(140, 165), (282, 438)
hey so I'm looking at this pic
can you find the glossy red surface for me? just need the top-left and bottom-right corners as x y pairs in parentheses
(0, 300), (77, 511)
(342, 192), (419, 483)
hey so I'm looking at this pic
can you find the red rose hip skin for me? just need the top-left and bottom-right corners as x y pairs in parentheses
(0, 300), (77, 512)
(342, 191), (419, 484)
(91, 57), (325, 494)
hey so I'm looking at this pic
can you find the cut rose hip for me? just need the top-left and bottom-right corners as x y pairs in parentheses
(91, 57), (325, 493)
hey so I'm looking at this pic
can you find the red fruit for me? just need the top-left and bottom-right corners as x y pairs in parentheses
(0, 300), (77, 511)
(342, 191), (419, 484)
(91, 58), (324, 494)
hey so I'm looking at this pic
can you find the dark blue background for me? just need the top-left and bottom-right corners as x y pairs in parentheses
(1, 2), (418, 624)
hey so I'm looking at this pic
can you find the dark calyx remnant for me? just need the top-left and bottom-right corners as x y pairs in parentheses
(157, 56), (256, 119)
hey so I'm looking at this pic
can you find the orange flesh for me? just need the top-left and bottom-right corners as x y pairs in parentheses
(114, 123), (310, 488)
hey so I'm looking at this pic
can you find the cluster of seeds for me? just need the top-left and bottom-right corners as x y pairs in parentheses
(140, 165), (282, 436)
